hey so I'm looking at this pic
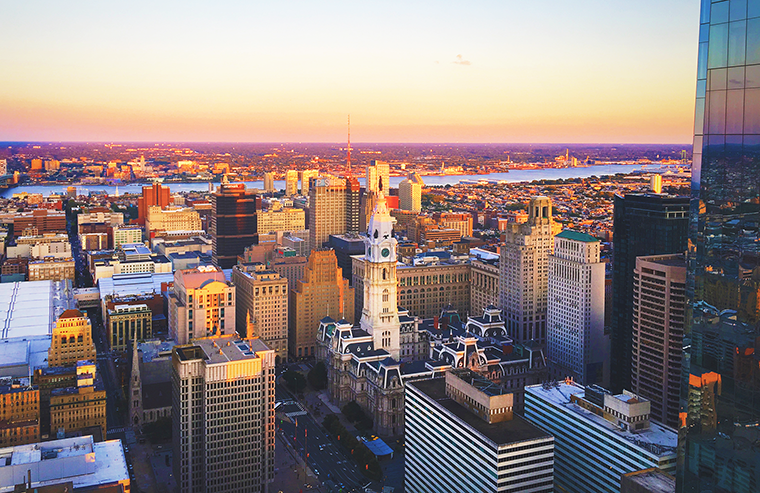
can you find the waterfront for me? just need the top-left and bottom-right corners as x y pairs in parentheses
(0, 164), (648, 197)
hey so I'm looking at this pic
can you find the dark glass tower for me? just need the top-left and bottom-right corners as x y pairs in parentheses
(611, 193), (689, 393)
(210, 180), (260, 269)
(679, 1), (760, 491)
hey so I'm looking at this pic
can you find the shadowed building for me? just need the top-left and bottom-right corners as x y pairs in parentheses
(210, 176), (260, 269)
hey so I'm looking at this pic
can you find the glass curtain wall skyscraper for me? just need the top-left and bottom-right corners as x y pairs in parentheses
(679, 1), (760, 491)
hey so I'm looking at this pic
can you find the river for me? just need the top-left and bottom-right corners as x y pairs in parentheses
(0, 164), (646, 197)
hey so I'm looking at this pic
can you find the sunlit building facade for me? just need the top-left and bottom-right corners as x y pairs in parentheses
(678, 2), (760, 491)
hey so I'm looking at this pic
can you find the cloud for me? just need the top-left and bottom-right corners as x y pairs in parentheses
(453, 54), (471, 66)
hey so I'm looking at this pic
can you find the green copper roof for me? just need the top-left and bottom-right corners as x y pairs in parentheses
(556, 230), (599, 243)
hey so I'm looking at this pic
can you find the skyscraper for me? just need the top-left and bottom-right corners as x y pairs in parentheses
(137, 182), (171, 224)
(285, 169), (298, 196)
(263, 171), (275, 193)
(679, 3), (760, 490)
(48, 309), (96, 367)
(631, 253), (685, 429)
(366, 160), (390, 194)
(300, 169), (318, 195)
(308, 176), (360, 249)
(499, 196), (554, 345)
(289, 249), (353, 359)
(610, 193), (688, 393)
(210, 177), (260, 269)
(399, 172), (424, 212)
(172, 335), (275, 493)
(547, 230), (607, 386)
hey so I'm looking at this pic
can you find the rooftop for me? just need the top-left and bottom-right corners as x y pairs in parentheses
(97, 272), (174, 303)
(0, 280), (75, 340)
(0, 436), (129, 492)
(525, 382), (677, 456)
(621, 468), (676, 493)
(409, 378), (550, 447)
(555, 229), (599, 243)
(176, 335), (272, 364)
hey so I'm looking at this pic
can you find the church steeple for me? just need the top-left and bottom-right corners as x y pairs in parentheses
(129, 334), (143, 429)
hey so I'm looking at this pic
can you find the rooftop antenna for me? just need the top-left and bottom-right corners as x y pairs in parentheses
(347, 114), (351, 177)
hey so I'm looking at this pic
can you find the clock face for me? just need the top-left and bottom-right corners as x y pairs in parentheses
(381, 248), (390, 257)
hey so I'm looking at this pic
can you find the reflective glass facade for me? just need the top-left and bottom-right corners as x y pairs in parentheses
(210, 184), (260, 269)
(679, 1), (760, 491)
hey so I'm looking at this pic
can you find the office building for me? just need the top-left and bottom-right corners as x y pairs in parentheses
(6, 233), (71, 260)
(525, 381), (677, 493)
(329, 233), (365, 282)
(49, 360), (106, 440)
(308, 176), (360, 249)
(232, 263), (288, 363)
(168, 266), (236, 345)
(48, 310), (96, 368)
(256, 207), (305, 234)
(106, 304), (152, 352)
(0, 379), (39, 448)
(145, 205), (202, 234)
(547, 230), (607, 386)
(611, 193), (688, 393)
(300, 169), (318, 195)
(27, 257), (75, 282)
(263, 171), (275, 193)
(290, 249), (353, 359)
(11, 210), (66, 238)
(437, 212), (473, 238)
(0, 436), (130, 492)
(631, 254), (685, 430)
(406, 371), (554, 493)
(285, 169), (298, 196)
(270, 248), (307, 291)
(353, 251), (471, 322)
(112, 225), (143, 248)
(399, 172), (424, 212)
(679, 6), (760, 486)
(172, 335), (275, 493)
(138, 182), (171, 224)
(499, 197), (555, 344)
(470, 248), (500, 317)
(366, 160), (390, 194)
(210, 176), (260, 269)
(621, 469), (675, 493)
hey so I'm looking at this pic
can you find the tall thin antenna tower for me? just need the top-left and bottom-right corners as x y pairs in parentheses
(347, 114), (351, 177)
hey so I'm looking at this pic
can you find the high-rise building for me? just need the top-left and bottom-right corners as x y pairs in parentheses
(138, 182), (171, 224)
(300, 169), (319, 195)
(631, 254), (685, 429)
(172, 335), (275, 493)
(210, 177), (260, 269)
(256, 207), (306, 234)
(610, 193), (688, 393)
(48, 309), (96, 368)
(289, 249), (353, 359)
(263, 171), (275, 193)
(168, 266), (236, 345)
(399, 172), (424, 212)
(145, 205), (202, 234)
(232, 263), (289, 363)
(308, 176), (360, 249)
(525, 381), (677, 493)
(49, 360), (106, 439)
(547, 230), (607, 386)
(366, 160), (390, 194)
(406, 371), (554, 493)
(285, 169), (298, 196)
(499, 197), (554, 345)
(106, 304), (153, 352)
(470, 248), (500, 317)
(678, 4), (760, 489)
(270, 247), (308, 291)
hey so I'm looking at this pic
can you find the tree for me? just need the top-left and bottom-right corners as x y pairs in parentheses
(282, 370), (306, 393)
(341, 401), (363, 422)
(307, 362), (328, 390)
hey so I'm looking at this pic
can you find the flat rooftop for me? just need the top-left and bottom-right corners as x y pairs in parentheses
(177, 335), (272, 364)
(0, 436), (128, 492)
(525, 383), (677, 455)
(622, 468), (675, 493)
(409, 378), (550, 447)
(97, 272), (174, 303)
(0, 336), (51, 378)
(0, 280), (75, 340)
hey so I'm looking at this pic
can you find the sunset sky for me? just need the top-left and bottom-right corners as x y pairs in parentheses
(0, 1), (699, 143)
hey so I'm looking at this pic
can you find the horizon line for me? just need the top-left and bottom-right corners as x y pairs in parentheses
(0, 140), (693, 147)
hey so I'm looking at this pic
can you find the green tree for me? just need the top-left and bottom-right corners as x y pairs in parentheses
(307, 362), (328, 390)
(282, 370), (306, 393)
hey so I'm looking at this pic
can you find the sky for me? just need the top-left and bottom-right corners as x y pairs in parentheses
(0, 1), (700, 144)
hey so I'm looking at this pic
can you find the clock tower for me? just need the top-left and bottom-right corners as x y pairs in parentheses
(360, 189), (401, 359)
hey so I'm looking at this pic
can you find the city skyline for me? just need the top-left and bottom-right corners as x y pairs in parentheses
(1, 1), (699, 143)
